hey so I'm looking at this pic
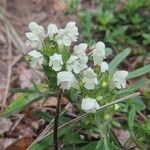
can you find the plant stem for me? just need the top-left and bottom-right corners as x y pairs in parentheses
(29, 92), (140, 147)
(54, 89), (63, 150)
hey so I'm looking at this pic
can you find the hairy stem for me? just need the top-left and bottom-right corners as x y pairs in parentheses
(54, 89), (63, 150)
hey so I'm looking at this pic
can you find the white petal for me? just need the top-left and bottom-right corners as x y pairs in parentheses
(113, 70), (128, 89)
(66, 55), (81, 74)
(30, 59), (38, 68)
(63, 36), (72, 46)
(84, 81), (95, 90)
(73, 43), (88, 56)
(101, 61), (109, 72)
(95, 41), (105, 50)
(113, 71), (128, 81)
(56, 22), (78, 46)
(49, 53), (63, 71)
(47, 24), (58, 37)
(29, 22), (45, 39)
(65, 22), (76, 29)
(28, 50), (42, 58)
(81, 98), (100, 113)
(28, 50), (43, 67)
(57, 71), (79, 90)
(81, 98), (95, 111)
(94, 102), (101, 110)
(93, 41), (105, 66)
(82, 68), (98, 90)
(26, 32), (40, 41)
(52, 63), (62, 71)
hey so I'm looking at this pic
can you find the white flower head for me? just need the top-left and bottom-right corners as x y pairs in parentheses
(49, 53), (63, 71)
(101, 61), (109, 73)
(28, 50), (43, 67)
(47, 24), (58, 37)
(93, 41), (105, 66)
(56, 21), (78, 46)
(25, 33), (42, 49)
(66, 55), (81, 74)
(57, 71), (79, 90)
(73, 43), (88, 56)
(81, 98), (100, 113)
(113, 70), (128, 89)
(26, 22), (46, 49)
(29, 22), (46, 39)
(73, 43), (88, 70)
(82, 68), (98, 90)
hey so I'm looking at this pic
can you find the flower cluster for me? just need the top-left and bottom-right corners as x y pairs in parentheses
(26, 21), (128, 113)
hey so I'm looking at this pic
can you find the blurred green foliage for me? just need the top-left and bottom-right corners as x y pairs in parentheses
(66, 0), (150, 57)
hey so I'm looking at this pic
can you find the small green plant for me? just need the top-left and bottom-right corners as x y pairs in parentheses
(68, 0), (150, 58)
(2, 21), (150, 150)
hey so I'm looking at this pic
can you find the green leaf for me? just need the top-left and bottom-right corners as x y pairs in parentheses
(30, 136), (53, 150)
(129, 97), (145, 111)
(111, 120), (121, 128)
(109, 48), (131, 74)
(9, 88), (35, 93)
(119, 79), (150, 96)
(82, 141), (98, 150)
(33, 110), (53, 122)
(128, 106), (136, 131)
(127, 65), (150, 79)
(105, 47), (113, 57)
(2, 92), (43, 117)
(62, 131), (82, 145)
(95, 140), (104, 150)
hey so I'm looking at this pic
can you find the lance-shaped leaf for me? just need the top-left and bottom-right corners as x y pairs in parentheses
(119, 79), (150, 96)
(109, 48), (131, 74)
(127, 64), (150, 79)
(2, 91), (55, 117)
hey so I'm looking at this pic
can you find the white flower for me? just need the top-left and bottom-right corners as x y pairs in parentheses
(113, 71), (128, 89)
(101, 61), (109, 72)
(73, 43), (88, 56)
(66, 55), (81, 74)
(81, 98), (100, 113)
(26, 22), (46, 49)
(28, 50), (43, 67)
(73, 43), (88, 69)
(29, 22), (46, 39)
(49, 53), (63, 71)
(25, 33), (42, 49)
(82, 68), (98, 90)
(56, 22), (78, 46)
(57, 71), (79, 90)
(93, 41), (105, 66)
(47, 24), (58, 37)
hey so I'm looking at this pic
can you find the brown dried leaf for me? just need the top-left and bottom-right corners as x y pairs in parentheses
(0, 117), (12, 135)
(53, 0), (68, 11)
(43, 96), (68, 107)
(5, 137), (33, 150)
(0, 138), (16, 149)
(16, 63), (32, 88)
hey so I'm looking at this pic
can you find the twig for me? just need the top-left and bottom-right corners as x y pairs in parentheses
(1, 24), (12, 111)
(10, 114), (24, 133)
(54, 89), (63, 150)
(137, 111), (148, 121)
(29, 92), (140, 147)
(27, 103), (70, 150)
(111, 129), (123, 148)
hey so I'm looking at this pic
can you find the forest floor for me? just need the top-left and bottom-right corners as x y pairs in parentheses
(0, 0), (76, 149)
(0, 0), (149, 150)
